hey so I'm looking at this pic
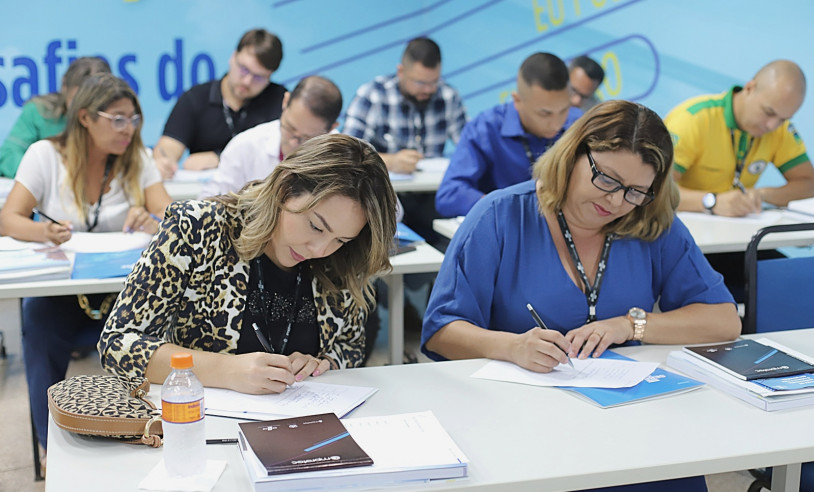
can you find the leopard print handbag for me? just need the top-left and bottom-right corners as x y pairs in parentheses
(47, 374), (163, 447)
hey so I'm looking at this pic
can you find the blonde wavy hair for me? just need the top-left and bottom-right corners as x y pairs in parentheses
(534, 100), (678, 240)
(214, 134), (398, 313)
(50, 73), (146, 221)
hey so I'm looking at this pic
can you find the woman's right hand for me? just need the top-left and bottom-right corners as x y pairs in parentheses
(508, 327), (572, 373)
(224, 352), (296, 394)
(44, 221), (72, 245)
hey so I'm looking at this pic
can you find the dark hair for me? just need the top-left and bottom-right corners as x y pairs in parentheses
(535, 100), (677, 240)
(402, 37), (442, 68)
(519, 52), (569, 91)
(289, 76), (343, 125)
(569, 55), (605, 84)
(32, 57), (111, 118)
(237, 28), (283, 72)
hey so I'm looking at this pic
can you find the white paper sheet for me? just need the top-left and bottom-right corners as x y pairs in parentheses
(60, 231), (152, 253)
(171, 169), (217, 183)
(416, 157), (449, 173)
(149, 381), (377, 420)
(471, 358), (659, 389)
(677, 210), (785, 228)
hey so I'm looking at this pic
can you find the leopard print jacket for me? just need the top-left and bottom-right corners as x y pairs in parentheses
(98, 200), (367, 379)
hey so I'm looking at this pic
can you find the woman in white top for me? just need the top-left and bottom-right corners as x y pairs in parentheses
(0, 73), (171, 459)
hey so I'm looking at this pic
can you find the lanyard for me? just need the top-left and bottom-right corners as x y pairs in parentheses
(729, 129), (754, 190)
(520, 137), (548, 167)
(222, 102), (246, 138)
(556, 211), (613, 323)
(251, 257), (302, 354)
(86, 157), (113, 232)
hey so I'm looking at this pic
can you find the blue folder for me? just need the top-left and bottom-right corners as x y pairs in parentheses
(71, 248), (145, 280)
(558, 351), (704, 408)
(395, 222), (424, 246)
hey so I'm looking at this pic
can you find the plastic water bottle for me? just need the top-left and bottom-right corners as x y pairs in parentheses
(161, 352), (206, 477)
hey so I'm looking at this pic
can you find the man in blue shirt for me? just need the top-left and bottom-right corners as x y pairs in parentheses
(436, 52), (581, 217)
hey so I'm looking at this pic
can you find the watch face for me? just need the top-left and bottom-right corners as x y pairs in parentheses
(629, 307), (646, 320)
(702, 193), (716, 210)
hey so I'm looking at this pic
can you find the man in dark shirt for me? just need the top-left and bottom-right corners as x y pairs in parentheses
(154, 28), (286, 179)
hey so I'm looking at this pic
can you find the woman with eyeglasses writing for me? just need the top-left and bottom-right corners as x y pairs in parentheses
(0, 73), (171, 461)
(422, 101), (740, 491)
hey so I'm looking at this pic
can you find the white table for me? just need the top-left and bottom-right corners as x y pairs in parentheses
(46, 328), (814, 491)
(384, 243), (445, 364)
(434, 212), (814, 254)
(0, 243), (444, 366)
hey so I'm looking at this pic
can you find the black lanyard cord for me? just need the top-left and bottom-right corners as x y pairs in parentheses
(85, 156), (114, 232)
(729, 129), (755, 190)
(556, 210), (613, 323)
(251, 258), (302, 354)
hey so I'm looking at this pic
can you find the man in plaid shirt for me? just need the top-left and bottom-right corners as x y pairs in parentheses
(343, 37), (467, 174)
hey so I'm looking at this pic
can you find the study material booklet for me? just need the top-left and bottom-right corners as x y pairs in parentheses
(71, 248), (144, 279)
(150, 381), (377, 421)
(239, 411), (468, 491)
(0, 246), (72, 283)
(238, 413), (373, 476)
(667, 340), (814, 411)
(558, 351), (704, 408)
(683, 339), (814, 380)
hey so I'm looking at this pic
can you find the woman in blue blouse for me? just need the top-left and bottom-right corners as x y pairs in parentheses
(422, 100), (740, 491)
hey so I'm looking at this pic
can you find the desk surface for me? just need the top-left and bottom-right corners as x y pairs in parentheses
(434, 211), (814, 254)
(46, 329), (814, 491)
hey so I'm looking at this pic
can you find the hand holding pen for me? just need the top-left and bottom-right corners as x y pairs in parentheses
(523, 303), (575, 370)
(33, 208), (72, 245)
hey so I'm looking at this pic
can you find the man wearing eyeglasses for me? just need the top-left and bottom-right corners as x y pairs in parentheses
(153, 29), (286, 179)
(568, 55), (604, 112)
(436, 52), (581, 218)
(343, 37), (467, 175)
(199, 76), (341, 198)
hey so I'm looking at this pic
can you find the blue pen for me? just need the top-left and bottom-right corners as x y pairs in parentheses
(149, 213), (162, 223)
(754, 349), (778, 365)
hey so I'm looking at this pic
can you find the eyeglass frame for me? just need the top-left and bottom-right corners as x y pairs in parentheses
(585, 150), (655, 207)
(96, 111), (142, 131)
(568, 83), (595, 102)
(235, 60), (271, 85)
(279, 113), (323, 145)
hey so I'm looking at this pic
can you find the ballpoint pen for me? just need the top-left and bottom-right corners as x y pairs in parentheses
(33, 207), (60, 225)
(206, 438), (238, 445)
(526, 303), (575, 369)
(253, 322), (273, 353)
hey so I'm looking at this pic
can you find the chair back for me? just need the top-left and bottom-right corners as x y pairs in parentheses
(743, 222), (814, 334)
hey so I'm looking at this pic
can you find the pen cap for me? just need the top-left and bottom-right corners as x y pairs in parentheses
(170, 353), (193, 370)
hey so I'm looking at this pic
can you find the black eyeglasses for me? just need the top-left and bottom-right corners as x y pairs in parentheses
(586, 150), (655, 206)
(97, 111), (142, 131)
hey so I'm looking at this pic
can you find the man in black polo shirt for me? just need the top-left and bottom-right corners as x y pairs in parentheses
(154, 28), (286, 179)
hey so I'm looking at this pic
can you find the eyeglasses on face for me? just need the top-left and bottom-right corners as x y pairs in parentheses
(279, 115), (321, 145)
(96, 111), (142, 131)
(568, 84), (594, 102)
(235, 61), (270, 85)
(586, 150), (654, 207)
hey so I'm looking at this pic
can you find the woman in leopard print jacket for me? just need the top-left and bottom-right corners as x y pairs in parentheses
(99, 134), (398, 394)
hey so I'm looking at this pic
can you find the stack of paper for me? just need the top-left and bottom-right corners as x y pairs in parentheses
(239, 411), (468, 491)
(0, 246), (72, 283)
(667, 338), (814, 411)
(150, 381), (378, 421)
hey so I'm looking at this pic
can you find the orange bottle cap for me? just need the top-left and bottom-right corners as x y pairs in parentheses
(170, 353), (193, 369)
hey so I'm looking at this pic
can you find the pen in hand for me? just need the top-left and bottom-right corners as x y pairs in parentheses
(33, 207), (60, 225)
(526, 303), (575, 369)
(253, 322), (273, 353)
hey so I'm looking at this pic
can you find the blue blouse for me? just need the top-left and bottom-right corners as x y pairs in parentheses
(421, 180), (735, 361)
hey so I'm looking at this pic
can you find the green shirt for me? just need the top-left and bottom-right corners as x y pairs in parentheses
(0, 101), (66, 178)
